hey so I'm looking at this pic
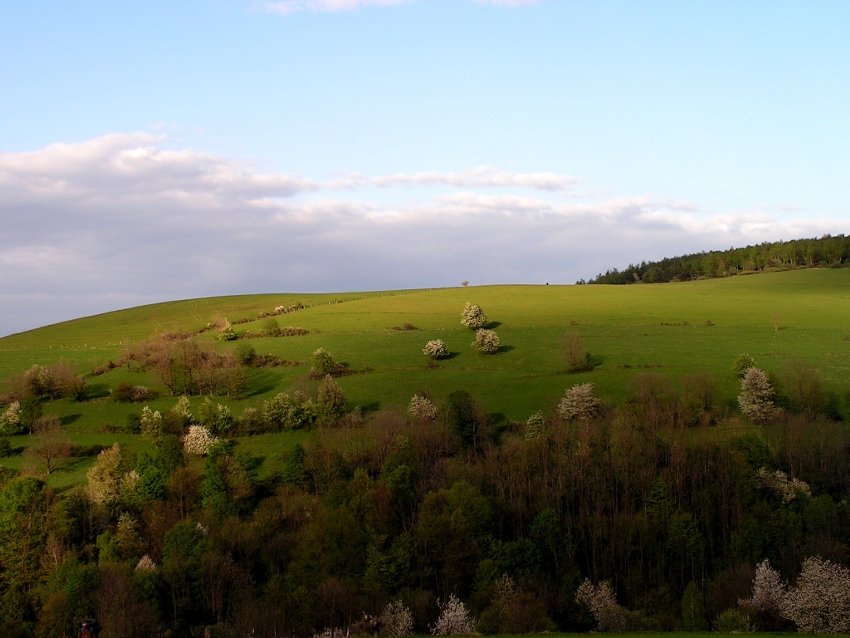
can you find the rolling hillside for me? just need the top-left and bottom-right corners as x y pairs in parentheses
(1, 268), (850, 487)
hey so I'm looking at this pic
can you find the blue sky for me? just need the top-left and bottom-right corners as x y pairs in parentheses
(1, 0), (848, 335)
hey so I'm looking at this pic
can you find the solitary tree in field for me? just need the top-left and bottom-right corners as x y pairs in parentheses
(738, 367), (779, 423)
(471, 329), (500, 354)
(423, 339), (449, 360)
(560, 331), (592, 372)
(460, 303), (488, 329)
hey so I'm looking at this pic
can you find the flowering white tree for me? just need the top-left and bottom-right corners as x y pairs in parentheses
(217, 319), (237, 341)
(0, 400), (23, 435)
(380, 600), (414, 636)
(740, 559), (786, 614)
(738, 367), (780, 423)
(198, 397), (234, 433)
(408, 395), (438, 421)
(423, 339), (449, 359)
(182, 425), (218, 456)
(135, 555), (157, 571)
(471, 329), (499, 354)
(756, 468), (812, 502)
(139, 406), (163, 441)
(171, 395), (194, 422)
(781, 556), (850, 633)
(460, 303), (488, 329)
(431, 594), (476, 635)
(87, 443), (124, 505)
(557, 383), (600, 421)
(263, 392), (314, 430)
(575, 578), (621, 631)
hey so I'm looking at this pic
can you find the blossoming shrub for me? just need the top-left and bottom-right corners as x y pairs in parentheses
(0, 401), (23, 435)
(263, 392), (315, 431)
(380, 600), (414, 636)
(575, 579), (622, 631)
(182, 425), (218, 456)
(781, 556), (850, 633)
(423, 339), (448, 359)
(557, 383), (600, 421)
(431, 595), (476, 635)
(198, 397), (234, 434)
(471, 329), (499, 354)
(217, 319), (237, 341)
(738, 367), (780, 423)
(408, 395), (438, 421)
(140, 406), (163, 442)
(460, 303), (488, 329)
(755, 468), (811, 502)
(135, 555), (157, 571)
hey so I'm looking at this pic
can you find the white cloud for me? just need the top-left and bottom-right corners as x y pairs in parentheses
(259, 0), (542, 14)
(0, 133), (844, 336)
(261, 0), (413, 15)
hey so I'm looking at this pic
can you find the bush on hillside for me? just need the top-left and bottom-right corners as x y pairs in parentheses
(471, 329), (500, 354)
(423, 339), (449, 360)
(408, 395), (439, 421)
(182, 425), (218, 456)
(738, 367), (780, 423)
(460, 302), (488, 329)
(557, 383), (599, 421)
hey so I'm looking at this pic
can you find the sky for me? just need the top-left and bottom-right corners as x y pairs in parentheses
(1, 0), (849, 336)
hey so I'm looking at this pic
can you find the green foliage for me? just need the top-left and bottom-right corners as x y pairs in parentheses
(317, 375), (347, 425)
(713, 607), (754, 632)
(263, 391), (315, 431)
(234, 342), (256, 365)
(679, 581), (707, 630)
(588, 234), (850, 284)
(310, 347), (336, 375)
(444, 390), (487, 450)
(262, 316), (280, 337)
(217, 319), (237, 341)
(733, 353), (757, 378)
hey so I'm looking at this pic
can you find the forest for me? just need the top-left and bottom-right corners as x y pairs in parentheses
(584, 234), (850, 285)
(1, 355), (849, 637)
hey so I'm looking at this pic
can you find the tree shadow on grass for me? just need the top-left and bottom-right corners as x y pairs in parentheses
(588, 354), (606, 368)
(359, 401), (381, 414)
(495, 345), (515, 354)
(245, 369), (279, 397)
(488, 412), (507, 426)
(86, 384), (111, 399)
(61, 414), (81, 426)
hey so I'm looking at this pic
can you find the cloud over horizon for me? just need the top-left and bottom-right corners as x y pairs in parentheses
(260, 0), (542, 14)
(0, 133), (844, 336)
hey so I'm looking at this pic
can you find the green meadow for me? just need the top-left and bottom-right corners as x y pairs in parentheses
(2, 268), (850, 488)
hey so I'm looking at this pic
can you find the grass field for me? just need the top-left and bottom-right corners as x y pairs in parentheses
(2, 268), (850, 489)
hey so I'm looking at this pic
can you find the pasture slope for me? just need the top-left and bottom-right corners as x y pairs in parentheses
(1, 268), (849, 489)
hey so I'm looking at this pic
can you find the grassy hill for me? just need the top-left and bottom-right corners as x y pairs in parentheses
(2, 268), (850, 488)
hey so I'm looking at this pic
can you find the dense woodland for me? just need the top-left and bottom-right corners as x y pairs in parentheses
(584, 235), (850, 284)
(1, 349), (849, 637)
